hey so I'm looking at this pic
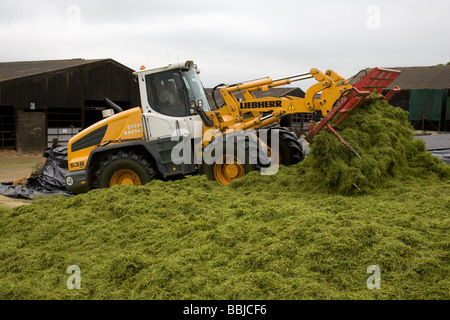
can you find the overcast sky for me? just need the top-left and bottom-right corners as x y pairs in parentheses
(0, 0), (449, 90)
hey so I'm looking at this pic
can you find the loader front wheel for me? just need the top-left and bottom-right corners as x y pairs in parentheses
(203, 141), (257, 185)
(265, 126), (304, 166)
(213, 155), (246, 185)
(93, 151), (157, 189)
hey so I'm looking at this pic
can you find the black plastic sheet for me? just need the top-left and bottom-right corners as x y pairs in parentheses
(0, 146), (74, 200)
(429, 149), (450, 165)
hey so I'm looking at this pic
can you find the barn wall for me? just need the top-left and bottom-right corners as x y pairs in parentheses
(0, 60), (140, 153)
(0, 61), (140, 110)
(387, 89), (410, 112)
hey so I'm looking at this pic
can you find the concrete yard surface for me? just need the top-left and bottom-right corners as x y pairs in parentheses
(0, 150), (45, 208)
(415, 133), (450, 164)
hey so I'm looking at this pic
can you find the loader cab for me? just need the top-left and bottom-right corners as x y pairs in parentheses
(135, 60), (210, 140)
(136, 61), (211, 117)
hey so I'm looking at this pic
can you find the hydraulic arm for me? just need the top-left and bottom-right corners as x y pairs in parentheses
(204, 67), (401, 146)
(205, 68), (351, 133)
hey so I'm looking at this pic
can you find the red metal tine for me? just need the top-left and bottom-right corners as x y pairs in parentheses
(354, 67), (401, 93)
(305, 68), (401, 143)
(384, 86), (401, 102)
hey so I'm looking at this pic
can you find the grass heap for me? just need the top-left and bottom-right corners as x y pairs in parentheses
(300, 98), (449, 194)
(231, 98), (449, 195)
(0, 99), (448, 300)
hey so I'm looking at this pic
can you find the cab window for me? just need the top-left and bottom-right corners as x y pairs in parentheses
(145, 70), (188, 117)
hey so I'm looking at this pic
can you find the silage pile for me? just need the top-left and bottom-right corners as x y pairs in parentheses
(233, 97), (449, 195)
(300, 98), (449, 194)
(0, 98), (449, 300)
(1, 173), (449, 300)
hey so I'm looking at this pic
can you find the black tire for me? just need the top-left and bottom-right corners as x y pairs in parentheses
(202, 138), (257, 184)
(93, 151), (157, 189)
(262, 126), (304, 166)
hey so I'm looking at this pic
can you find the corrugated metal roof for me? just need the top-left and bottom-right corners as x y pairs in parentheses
(0, 58), (133, 83)
(349, 65), (450, 90)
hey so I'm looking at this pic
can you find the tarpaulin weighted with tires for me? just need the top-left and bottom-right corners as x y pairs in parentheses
(0, 146), (74, 200)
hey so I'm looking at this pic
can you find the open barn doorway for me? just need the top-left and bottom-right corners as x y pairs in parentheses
(46, 107), (82, 148)
(0, 106), (16, 149)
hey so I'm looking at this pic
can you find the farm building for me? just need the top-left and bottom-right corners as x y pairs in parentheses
(350, 65), (450, 132)
(0, 59), (140, 153)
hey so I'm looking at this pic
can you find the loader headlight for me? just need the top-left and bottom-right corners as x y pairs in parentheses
(185, 61), (194, 69)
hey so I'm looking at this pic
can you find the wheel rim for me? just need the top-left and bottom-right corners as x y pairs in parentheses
(214, 155), (245, 185)
(110, 169), (141, 186)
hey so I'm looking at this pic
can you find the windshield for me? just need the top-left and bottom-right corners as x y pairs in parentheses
(181, 69), (211, 112)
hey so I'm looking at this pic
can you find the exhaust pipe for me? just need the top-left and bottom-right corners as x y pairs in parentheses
(104, 97), (123, 113)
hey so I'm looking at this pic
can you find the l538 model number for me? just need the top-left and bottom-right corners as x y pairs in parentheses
(70, 161), (85, 169)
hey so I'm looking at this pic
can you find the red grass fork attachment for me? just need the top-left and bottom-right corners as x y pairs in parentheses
(305, 68), (402, 153)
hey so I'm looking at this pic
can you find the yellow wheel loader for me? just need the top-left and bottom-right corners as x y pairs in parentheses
(65, 60), (400, 194)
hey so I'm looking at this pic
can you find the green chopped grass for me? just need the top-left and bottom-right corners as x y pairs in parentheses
(0, 99), (448, 300)
(299, 98), (450, 194)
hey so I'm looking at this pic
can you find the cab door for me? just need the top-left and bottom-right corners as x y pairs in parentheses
(143, 113), (191, 140)
(141, 69), (204, 140)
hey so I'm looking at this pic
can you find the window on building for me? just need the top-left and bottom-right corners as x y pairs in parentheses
(292, 113), (314, 130)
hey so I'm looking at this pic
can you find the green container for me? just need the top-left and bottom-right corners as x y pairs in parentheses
(409, 89), (447, 130)
(446, 97), (450, 121)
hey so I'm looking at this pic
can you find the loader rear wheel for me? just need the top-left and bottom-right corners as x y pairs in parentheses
(93, 151), (157, 189)
(110, 169), (142, 186)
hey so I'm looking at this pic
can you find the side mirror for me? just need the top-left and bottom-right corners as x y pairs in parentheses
(195, 100), (214, 127)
